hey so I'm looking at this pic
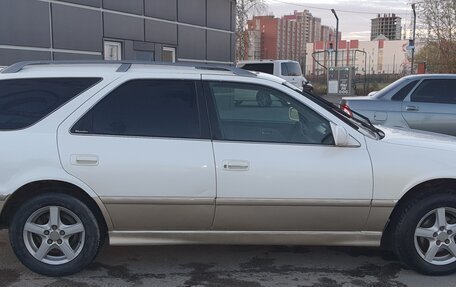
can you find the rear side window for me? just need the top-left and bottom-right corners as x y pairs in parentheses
(281, 62), (302, 76)
(72, 80), (202, 139)
(391, 80), (419, 101)
(240, 63), (274, 75)
(0, 78), (101, 130)
(411, 79), (456, 104)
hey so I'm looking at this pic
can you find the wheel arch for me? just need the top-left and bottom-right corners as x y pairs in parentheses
(381, 178), (456, 249)
(0, 180), (113, 232)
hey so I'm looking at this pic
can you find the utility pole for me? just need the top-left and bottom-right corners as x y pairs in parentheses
(411, 3), (416, 74)
(331, 9), (339, 67)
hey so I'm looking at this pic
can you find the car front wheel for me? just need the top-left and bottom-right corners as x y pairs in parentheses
(393, 191), (456, 275)
(9, 193), (101, 276)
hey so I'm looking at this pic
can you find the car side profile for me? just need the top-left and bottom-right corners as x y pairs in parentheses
(341, 74), (456, 136)
(2, 61), (456, 276)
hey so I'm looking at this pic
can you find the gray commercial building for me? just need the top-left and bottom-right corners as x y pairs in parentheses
(0, 0), (236, 66)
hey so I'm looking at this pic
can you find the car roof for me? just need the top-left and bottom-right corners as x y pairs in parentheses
(0, 61), (254, 77)
(237, 60), (299, 65)
(402, 74), (456, 80)
(0, 61), (289, 86)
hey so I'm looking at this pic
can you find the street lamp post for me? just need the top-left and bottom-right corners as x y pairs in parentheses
(331, 9), (339, 67)
(411, 3), (416, 74)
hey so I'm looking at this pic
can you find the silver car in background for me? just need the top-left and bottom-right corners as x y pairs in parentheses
(341, 74), (456, 136)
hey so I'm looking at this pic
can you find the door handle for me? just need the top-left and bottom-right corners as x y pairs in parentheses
(406, 105), (419, 111)
(223, 160), (250, 171)
(71, 155), (99, 166)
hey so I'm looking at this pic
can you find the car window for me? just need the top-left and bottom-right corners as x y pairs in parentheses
(240, 63), (274, 75)
(411, 79), (456, 104)
(391, 80), (419, 101)
(281, 62), (302, 76)
(0, 78), (101, 130)
(72, 80), (202, 138)
(207, 82), (334, 145)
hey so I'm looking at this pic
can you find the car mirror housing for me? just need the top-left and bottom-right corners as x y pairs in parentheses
(330, 123), (360, 147)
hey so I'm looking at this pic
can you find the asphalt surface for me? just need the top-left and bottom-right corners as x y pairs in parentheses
(2, 231), (456, 287)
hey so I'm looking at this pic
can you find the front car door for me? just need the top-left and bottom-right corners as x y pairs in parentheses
(57, 75), (216, 231)
(402, 78), (456, 136)
(202, 75), (373, 231)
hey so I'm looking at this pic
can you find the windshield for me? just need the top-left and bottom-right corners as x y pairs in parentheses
(283, 82), (384, 139)
(281, 62), (302, 76)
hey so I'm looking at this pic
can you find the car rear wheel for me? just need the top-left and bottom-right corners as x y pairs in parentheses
(393, 191), (456, 275)
(9, 193), (101, 276)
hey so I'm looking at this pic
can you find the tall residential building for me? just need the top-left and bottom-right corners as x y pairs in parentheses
(283, 10), (322, 43)
(371, 14), (402, 40)
(245, 15), (305, 62)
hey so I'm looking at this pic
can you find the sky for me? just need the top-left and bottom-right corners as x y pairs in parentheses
(263, 0), (412, 41)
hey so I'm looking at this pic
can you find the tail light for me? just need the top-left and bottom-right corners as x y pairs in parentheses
(340, 101), (353, 117)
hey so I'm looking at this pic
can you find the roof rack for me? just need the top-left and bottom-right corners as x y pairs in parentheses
(0, 60), (256, 77)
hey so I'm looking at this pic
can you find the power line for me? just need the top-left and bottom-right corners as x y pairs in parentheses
(268, 0), (409, 16)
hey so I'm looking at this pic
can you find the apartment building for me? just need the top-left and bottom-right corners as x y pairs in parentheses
(371, 14), (402, 41)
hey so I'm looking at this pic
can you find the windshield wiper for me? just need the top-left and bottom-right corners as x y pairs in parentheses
(295, 88), (385, 139)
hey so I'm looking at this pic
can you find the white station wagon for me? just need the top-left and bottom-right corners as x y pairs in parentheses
(1, 61), (456, 276)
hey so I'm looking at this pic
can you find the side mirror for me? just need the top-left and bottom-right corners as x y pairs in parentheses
(330, 123), (360, 147)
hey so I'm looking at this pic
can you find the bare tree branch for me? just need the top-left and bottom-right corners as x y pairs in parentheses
(235, 0), (266, 62)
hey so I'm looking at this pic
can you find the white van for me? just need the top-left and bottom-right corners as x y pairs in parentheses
(237, 60), (313, 92)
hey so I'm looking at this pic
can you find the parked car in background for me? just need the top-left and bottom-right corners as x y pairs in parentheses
(237, 60), (314, 92)
(341, 74), (456, 136)
(3, 62), (456, 277)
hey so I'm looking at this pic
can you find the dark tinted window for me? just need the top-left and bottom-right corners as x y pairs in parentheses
(208, 82), (333, 145)
(240, 63), (274, 75)
(0, 78), (100, 130)
(72, 80), (201, 138)
(281, 62), (302, 76)
(411, 79), (456, 104)
(391, 80), (419, 101)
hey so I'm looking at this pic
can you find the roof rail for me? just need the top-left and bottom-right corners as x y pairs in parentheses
(0, 60), (256, 77)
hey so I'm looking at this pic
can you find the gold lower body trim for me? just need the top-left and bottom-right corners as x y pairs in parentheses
(109, 230), (382, 247)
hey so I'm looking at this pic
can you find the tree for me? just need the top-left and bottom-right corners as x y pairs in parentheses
(236, 0), (266, 62)
(416, 0), (456, 73)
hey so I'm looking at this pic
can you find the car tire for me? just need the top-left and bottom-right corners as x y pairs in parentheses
(392, 189), (456, 275)
(9, 192), (101, 277)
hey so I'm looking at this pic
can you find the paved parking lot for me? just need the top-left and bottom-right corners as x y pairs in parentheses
(1, 231), (456, 287)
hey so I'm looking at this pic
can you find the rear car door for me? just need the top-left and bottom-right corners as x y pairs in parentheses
(57, 75), (216, 231)
(203, 75), (373, 231)
(402, 78), (456, 136)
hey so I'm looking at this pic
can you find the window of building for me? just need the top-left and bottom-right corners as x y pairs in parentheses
(72, 80), (202, 139)
(162, 47), (176, 63)
(207, 82), (334, 145)
(104, 41), (122, 61)
(0, 78), (101, 130)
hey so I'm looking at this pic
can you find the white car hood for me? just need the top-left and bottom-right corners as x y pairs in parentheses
(379, 127), (456, 152)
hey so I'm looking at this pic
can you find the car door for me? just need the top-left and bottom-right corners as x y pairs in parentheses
(202, 75), (373, 231)
(402, 78), (456, 136)
(57, 75), (216, 231)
